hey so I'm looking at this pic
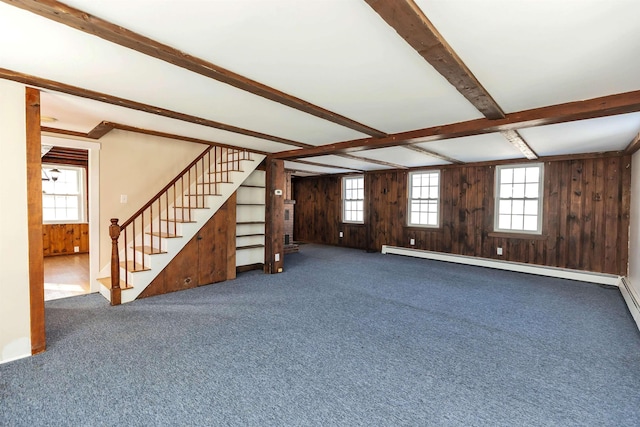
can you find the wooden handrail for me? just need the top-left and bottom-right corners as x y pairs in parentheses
(109, 145), (253, 301)
(120, 146), (213, 229)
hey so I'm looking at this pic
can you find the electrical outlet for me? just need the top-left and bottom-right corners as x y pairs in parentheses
(275, 253), (280, 262)
(410, 238), (415, 245)
(339, 231), (343, 238)
(497, 247), (503, 255)
(120, 194), (127, 203)
(73, 246), (79, 253)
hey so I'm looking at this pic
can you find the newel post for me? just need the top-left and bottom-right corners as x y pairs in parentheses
(109, 218), (122, 306)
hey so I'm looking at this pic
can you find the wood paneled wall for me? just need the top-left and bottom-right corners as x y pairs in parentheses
(293, 154), (631, 275)
(43, 223), (89, 256)
(138, 194), (236, 299)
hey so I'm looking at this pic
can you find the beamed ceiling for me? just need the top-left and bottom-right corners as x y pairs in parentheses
(2, 0), (640, 176)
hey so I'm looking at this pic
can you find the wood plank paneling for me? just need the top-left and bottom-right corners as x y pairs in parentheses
(139, 197), (236, 299)
(293, 154), (631, 275)
(43, 223), (89, 256)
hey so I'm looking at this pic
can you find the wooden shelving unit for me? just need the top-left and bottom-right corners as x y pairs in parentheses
(236, 170), (266, 268)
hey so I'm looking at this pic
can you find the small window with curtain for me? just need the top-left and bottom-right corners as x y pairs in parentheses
(495, 163), (543, 234)
(42, 165), (86, 223)
(408, 170), (440, 227)
(343, 175), (364, 223)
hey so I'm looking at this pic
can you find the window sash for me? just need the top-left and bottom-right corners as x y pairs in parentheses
(495, 164), (543, 234)
(408, 171), (440, 227)
(42, 165), (86, 223)
(343, 176), (364, 223)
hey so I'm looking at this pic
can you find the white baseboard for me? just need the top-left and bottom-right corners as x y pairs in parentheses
(619, 277), (640, 331)
(381, 245), (620, 286)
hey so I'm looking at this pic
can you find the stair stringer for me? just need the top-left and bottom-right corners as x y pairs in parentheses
(98, 154), (265, 303)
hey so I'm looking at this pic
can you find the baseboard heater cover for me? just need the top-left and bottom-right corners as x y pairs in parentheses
(619, 277), (640, 330)
(381, 245), (620, 287)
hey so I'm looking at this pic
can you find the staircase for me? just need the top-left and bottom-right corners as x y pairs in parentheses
(98, 146), (265, 304)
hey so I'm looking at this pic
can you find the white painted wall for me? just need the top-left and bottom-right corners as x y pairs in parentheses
(98, 130), (205, 269)
(627, 153), (640, 302)
(0, 80), (32, 363)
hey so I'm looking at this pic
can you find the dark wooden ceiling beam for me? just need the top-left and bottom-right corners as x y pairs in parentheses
(86, 121), (115, 139)
(500, 130), (538, 160)
(2, 67), (307, 147)
(287, 159), (364, 173)
(336, 153), (407, 169)
(3, 0), (386, 138)
(272, 89), (640, 159)
(365, 0), (504, 120)
(624, 131), (640, 155)
(402, 145), (464, 164)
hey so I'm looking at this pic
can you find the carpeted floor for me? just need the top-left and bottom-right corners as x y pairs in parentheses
(1, 244), (639, 426)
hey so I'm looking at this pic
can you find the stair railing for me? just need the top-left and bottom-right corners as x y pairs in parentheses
(109, 146), (252, 301)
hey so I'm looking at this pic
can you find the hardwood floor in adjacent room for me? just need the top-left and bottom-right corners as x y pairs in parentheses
(44, 253), (90, 301)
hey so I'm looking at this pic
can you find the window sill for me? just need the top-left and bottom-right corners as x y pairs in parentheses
(341, 222), (365, 226)
(403, 225), (441, 232)
(488, 232), (547, 240)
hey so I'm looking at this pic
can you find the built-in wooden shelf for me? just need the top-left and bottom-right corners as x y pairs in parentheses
(237, 203), (265, 206)
(237, 221), (265, 225)
(239, 185), (265, 189)
(237, 233), (265, 238)
(237, 244), (265, 250)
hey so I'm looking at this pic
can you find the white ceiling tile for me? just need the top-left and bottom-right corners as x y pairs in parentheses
(418, 134), (524, 163)
(351, 147), (449, 168)
(519, 113), (640, 157)
(418, 0), (640, 113)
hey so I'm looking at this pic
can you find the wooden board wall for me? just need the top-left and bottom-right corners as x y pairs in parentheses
(138, 194), (236, 299)
(293, 155), (631, 275)
(43, 223), (89, 256)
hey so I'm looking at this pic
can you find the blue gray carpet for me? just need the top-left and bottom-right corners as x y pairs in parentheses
(1, 244), (639, 426)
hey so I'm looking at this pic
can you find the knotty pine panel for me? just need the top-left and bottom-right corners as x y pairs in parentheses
(293, 154), (631, 275)
(139, 197), (236, 299)
(43, 223), (89, 256)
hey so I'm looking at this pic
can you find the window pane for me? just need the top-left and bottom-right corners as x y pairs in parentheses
(500, 184), (512, 198)
(512, 200), (524, 215)
(499, 200), (511, 215)
(512, 183), (525, 198)
(501, 168), (513, 184)
(525, 183), (539, 198)
(526, 167), (540, 183)
(428, 213), (437, 225)
(523, 215), (538, 231)
(511, 215), (524, 230)
(524, 200), (538, 215)
(498, 215), (511, 229)
(430, 187), (438, 199)
(513, 168), (526, 183)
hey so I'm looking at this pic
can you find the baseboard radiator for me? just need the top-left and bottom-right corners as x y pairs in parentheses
(619, 277), (640, 331)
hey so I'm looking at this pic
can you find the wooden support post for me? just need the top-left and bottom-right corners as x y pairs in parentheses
(264, 157), (285, 274)
(109, 218), (121, 306)
(26, 87), (46, 355)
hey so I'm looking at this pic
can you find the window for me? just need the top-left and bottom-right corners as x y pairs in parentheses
(408, 171), (440, 227)
(343, 176), (364, 223)
(42, 165), (86, 223)
(495, 163), (543, 234)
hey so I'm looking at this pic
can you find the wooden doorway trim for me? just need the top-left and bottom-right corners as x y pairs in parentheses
(26, 87), (46, 354)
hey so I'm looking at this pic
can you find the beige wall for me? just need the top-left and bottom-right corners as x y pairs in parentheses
(0, 80), (32, 363)
(98, 130), (205, 269)
(628, 152), (640, 293)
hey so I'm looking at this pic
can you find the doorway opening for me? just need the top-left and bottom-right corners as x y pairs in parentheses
(41, 138), (100, 301)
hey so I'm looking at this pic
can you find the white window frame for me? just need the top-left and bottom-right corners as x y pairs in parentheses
(408, 170), (440, 228)
(342, 175), (364, 224)
(494, 163), (544, 234)
(42, 164), (87, 224)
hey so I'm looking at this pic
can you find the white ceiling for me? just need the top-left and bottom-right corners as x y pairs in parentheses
(1, 0), (640, 175)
